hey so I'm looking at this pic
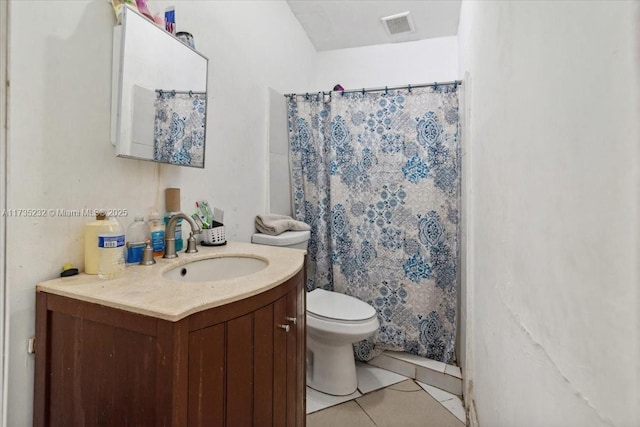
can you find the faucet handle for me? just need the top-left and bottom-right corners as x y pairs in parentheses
(140, 240), (156, 265)
(185, 232), (198, 254)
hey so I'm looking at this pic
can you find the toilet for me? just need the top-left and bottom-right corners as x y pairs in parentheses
(251, 230), (380, 396)
(305, 288), (379, 395)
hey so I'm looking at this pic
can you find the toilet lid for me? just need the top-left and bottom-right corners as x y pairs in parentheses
(307, 288), (376, 321)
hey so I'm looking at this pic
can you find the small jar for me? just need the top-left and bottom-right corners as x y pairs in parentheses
(176, 31), (195, 49)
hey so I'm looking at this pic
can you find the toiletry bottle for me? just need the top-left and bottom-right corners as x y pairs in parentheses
(164, 188), (183, 252)
(165, 6), (176, 35)
(148, 209), (165, 257)
(126, 215), (150, 264)
(98, 216), (126, 280)
(84, 213), (110, 275)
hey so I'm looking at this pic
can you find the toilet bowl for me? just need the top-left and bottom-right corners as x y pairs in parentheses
(306, 288), (379, 395)
(251, 229), (380, 396)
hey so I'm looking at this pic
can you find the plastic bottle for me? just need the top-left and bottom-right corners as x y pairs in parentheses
(98, 216), (126, 280)
(126, 215), (150, 264)
(148, 209), (165, 257)
(84, 213), (110, 275)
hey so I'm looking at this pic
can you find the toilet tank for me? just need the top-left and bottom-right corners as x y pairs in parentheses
(251, 230), (310, 250)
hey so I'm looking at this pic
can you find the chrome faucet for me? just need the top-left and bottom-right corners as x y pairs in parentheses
(163, 212), (203, 258)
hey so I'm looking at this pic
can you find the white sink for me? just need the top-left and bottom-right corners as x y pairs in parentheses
(163, 256), (269, 283)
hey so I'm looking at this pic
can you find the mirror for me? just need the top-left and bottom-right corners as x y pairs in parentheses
(111, 6), (208, 168)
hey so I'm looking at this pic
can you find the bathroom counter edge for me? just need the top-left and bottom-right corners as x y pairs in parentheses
(36, 241), (306, 322)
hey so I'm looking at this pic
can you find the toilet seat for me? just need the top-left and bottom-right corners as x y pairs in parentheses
(307, 289), (377, 322)
(307, 311), (376, 325)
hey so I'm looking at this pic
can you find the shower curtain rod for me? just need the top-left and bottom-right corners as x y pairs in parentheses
(286, 80), (462, 98)
(155, 89), (206, 96)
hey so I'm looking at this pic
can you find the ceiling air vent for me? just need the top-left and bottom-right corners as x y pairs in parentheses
(381, 11), (415, 35)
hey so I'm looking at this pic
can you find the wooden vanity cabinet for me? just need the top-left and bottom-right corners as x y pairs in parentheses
(33, 269), (306, 427)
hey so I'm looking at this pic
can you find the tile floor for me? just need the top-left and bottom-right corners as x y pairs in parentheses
(307, 362), (466, 427)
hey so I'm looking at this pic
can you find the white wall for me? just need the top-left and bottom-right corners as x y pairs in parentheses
(458, 1), (640, 426)
(314, 36), (458, 91)
(0, 1), (7, 423)
(267, 87), (292, 216)
(5, 1), (315, 424)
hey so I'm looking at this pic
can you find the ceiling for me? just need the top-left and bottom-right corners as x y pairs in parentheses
(287, 0), (462, 52)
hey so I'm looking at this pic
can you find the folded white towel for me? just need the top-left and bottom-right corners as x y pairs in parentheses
(255, 214), (310, 236)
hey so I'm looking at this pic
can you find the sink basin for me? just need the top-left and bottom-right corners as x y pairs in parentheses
(163, 256), (269, 283)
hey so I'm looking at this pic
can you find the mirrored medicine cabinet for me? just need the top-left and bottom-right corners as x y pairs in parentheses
(111, 6), (209, 168)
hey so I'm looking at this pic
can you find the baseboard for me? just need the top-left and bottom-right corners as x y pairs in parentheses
(368, 351), (463, 396)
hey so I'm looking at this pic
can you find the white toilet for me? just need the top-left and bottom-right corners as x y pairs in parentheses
(251, 230), (380, 396)
(306, 288), (379, 395)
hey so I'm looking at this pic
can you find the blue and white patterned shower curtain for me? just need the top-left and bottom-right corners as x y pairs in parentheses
(288, 86), (460, 363)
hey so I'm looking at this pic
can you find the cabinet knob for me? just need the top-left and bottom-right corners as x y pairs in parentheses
(285, 316), (297, 325)
(278, 324), (290, 332)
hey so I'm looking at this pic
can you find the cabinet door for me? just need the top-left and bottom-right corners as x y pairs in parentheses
(187, 288), (303, 427)
(275, 285), (304, 427)
(253, 303), (275, 425)
(286, 286), (299, 427)
(188, 324), (225, 427)
(293, 278), (306, 426)
(251, 288), (302, 427)
(34, 294), (161, 427)
(189, 312), (272, 427)
(272, 293), (289, 426)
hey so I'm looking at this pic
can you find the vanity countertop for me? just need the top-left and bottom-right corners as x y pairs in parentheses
(36, 241), (305, 322)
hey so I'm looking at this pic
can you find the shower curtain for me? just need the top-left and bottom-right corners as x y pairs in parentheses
(288, 85), (460, 363)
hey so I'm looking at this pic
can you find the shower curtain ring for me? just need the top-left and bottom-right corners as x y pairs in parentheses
(362, 88), (365, 95)
(384, 86), (388, 94)
(189, 90), (193, 97)
(171, 90), (176, 96)
(407, 84), (411, 93)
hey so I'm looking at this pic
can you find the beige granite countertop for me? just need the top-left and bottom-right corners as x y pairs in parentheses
(36, 241), (305, 322)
